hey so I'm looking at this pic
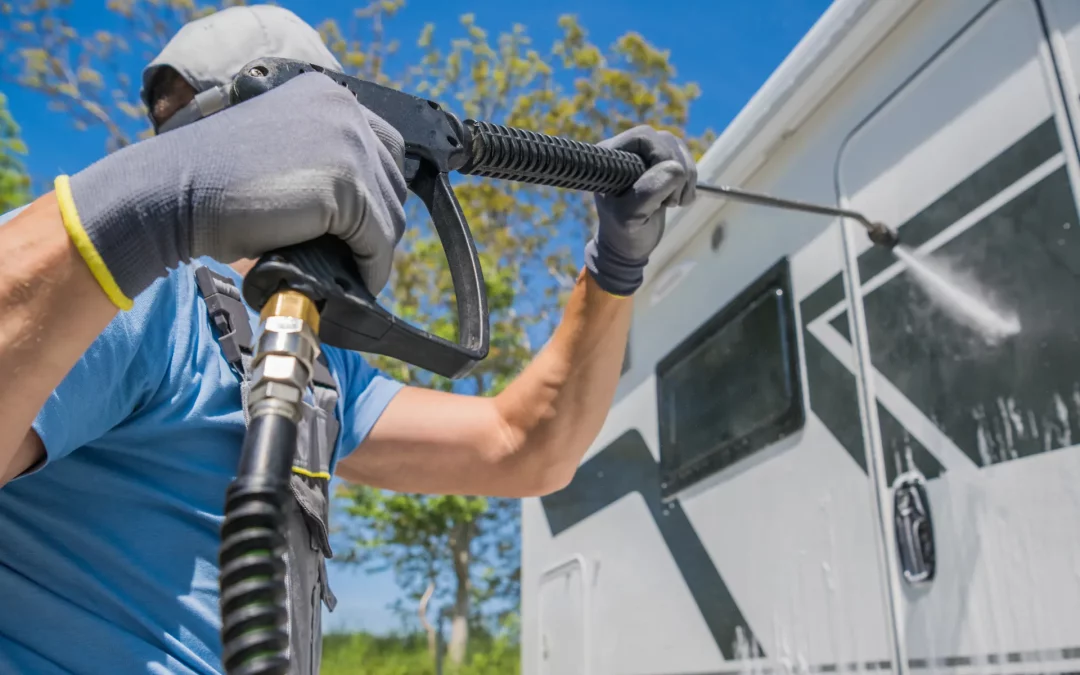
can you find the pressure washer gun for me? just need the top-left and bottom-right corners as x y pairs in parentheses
(212, 57), (900, 675)
(233, 56), (656, 379)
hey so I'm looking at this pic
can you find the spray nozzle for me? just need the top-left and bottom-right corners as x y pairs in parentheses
(865, 221), (900, 249)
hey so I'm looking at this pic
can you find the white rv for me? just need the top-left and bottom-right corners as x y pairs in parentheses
(520, 1), (1080, 673)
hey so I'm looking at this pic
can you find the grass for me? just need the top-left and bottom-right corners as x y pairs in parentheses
(321, 632), (521, 675)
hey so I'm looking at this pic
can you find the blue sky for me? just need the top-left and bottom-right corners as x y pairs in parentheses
(3, 0), (832, 635)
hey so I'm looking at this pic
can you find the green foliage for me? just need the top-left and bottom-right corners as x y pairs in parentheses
(322, 632), (431, 675)
(0, 0), (248, 151)
(335, 484), (520, 630)
(321, 628), (521, 675)
(447, 616), (521, 675)
(0, 91), (30, 211)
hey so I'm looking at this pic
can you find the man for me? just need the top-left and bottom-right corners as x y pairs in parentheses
(0, 5), (696, 675)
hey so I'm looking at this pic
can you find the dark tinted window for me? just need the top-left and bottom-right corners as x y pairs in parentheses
(657, 259), (804, 498)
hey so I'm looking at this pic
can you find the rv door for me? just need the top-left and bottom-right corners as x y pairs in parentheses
(834, 0), (1080, 671)
(537, 556), (590, 675)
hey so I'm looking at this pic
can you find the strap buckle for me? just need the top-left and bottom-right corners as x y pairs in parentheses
(194, 266), (253, 369)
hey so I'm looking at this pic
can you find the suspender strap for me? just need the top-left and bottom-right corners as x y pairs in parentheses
(195, 266), (256, 424)
(311, 358), (336, 391)
(194, 266), (253, 371)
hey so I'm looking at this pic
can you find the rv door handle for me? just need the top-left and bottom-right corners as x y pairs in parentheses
(893, 473), (936, 584)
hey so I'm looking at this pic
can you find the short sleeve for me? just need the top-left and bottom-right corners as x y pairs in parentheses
(328, 349), (405, 467)
(0, 206), (28, 226)
(25, 273), (175, 473)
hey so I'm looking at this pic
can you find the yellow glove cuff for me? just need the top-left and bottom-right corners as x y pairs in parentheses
(54, 175), (133, 311)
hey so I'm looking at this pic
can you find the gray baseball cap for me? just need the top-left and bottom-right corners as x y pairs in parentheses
(141, 4), (343, 108)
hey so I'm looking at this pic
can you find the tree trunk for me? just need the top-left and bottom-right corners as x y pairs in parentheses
(419, 582), (437, 660)
(447, 521), (473, 665)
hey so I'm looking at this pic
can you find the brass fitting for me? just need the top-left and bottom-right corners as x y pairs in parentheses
(259, 290), (321, 336)
(249, 290), (323, 422)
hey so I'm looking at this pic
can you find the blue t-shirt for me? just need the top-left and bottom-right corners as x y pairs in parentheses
(0, 206), (405, 674)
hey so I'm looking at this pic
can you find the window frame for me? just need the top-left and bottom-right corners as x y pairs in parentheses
(655, 257), (805, 499)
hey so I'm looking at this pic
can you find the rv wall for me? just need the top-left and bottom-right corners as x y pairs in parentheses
(522, 1), (1080, 674)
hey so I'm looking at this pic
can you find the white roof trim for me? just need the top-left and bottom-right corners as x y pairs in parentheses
(645, 0), (925, 284)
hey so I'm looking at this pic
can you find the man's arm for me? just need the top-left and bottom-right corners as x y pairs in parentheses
(0, 76), (410, 487)
(337, 125), (696, 498)
(0, 194), (118, 484)
(337, 269), (630, 498)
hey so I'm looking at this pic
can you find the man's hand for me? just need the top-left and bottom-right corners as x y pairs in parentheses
(63, 72), (408, 309)
(586, 126), (698, 297)
(340, 126), (698, 497)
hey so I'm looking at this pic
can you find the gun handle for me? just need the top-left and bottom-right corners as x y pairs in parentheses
(241, 163), (489, 379)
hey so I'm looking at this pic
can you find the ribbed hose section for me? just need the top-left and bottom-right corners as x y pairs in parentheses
(219, 414), (297, 675)
(459, 120), (647, 194)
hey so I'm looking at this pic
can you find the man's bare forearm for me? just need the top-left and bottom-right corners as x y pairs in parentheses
(343, 124), (695, 499)
(492, 268), (633, 492)
(344, 268), (631, 498)
(0, 193), (117, 478)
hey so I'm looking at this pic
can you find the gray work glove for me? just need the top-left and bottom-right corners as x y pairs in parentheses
(585, 126), (698, 296)
(66, 72), (407, 303)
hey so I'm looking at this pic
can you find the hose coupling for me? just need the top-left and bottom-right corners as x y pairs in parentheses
(248, 291), (322, 423)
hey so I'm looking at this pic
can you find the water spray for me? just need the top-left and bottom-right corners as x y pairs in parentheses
(695, 182), (1019, 339)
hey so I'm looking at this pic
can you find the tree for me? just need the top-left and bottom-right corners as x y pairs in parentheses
(0, 91), (30, 212)
(0, 0), (246, 152)
(0, 0), (713, 667)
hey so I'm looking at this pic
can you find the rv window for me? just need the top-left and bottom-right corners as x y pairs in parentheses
(656, 259), (804, 498)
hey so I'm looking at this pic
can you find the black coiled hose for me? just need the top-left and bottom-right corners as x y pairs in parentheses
(458, 120), (648, 194)
(219, 413), (298, 675)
